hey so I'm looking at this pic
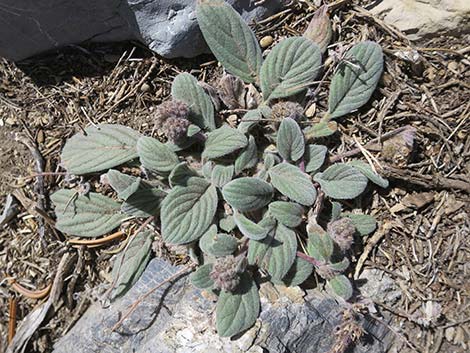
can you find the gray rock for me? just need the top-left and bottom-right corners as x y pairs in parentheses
(0, 0), (282, 61)
(358, 269), (402, 306)
(53, 258), (393, 353)
(369, 0), (470, 41)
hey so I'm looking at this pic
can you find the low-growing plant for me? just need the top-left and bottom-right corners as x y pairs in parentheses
(52, 1), (387, 338)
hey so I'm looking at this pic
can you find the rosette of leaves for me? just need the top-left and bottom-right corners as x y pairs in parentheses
(51, 0), (387, 339)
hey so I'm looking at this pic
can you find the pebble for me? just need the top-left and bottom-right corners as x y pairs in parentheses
(37, 129), (45, 144)
(140, 83), (151, 92)
(305, 103), (316, 118)
(260, 35), (273, 48)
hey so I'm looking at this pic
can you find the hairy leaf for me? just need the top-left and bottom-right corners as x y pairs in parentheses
(199, 228), (238, 257)
(197, 0), (262, 83)
(52, 189), (125, 238)
(161, 178), (218, 244)
(233, 211), (274, 240)
(203, 126), (247, 160)
(247, 233), (273, 266)
(328, 41), (383, 119)
(235, 135), (258, 174)
(344, 213), (377, 236)
(265, 224), (297, 280)
(272, 257), (314, 287)
(169, 162), (199, 188)
(268, 201), (304, 228)
(216, 273), (260, 337)
(111, 230), (153, 299)
(211, 164), (234, 187)
(219, 215), (236, 232)
(171, 73), (215, 130)
(305, 121), (337, 139)
(222, 177), (273, 212)
(137, 136), (179, 175)
(327, 274), (353, 301)
(277, 118), (305, 162)
(331, 201), (342, 221)
(105, 170), (142, 200)
(304, 145), (328, 173)
(307, 231), (334, 262)
(121, 187), (166, 217)
(314, 164), (368, 199)
(260, 37), (322, 101)
(61, 124), (140, 175)
(348, 160), (389, 188)
(269, 163), (316, 206)
(189, 263), (215, 290)
(238, 109), (262, 134)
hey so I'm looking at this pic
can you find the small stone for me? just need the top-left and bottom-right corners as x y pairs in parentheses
(37, 129), (45, 144)
(260, 35), (273, 48)
(305, 104), (316, 118)
(445, 327), (455, 342)
(140, 83), (151, 92)
(447, 61), (459, 72)
(5, 117), (16, 126)
(227, 114), (238, 128)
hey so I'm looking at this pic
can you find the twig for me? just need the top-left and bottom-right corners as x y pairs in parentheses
(8, 297), (17, 344)
(296, 251), (323, 267)
(68, 230), (125, 247)
(110, 264), (195, 332)
(8, 279), (52, 300)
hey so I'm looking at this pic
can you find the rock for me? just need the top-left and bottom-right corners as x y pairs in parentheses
(369, 0), (470, 41)
(0, 0), (282, 62)
(53, 258), (393, 353)
(358, 269), (402, 305)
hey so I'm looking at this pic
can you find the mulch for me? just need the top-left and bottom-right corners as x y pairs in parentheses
(0, 0), (469, 352)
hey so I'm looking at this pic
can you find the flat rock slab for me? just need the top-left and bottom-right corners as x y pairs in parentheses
(0, 0), (281, 61)
(53, 258), (393, 353)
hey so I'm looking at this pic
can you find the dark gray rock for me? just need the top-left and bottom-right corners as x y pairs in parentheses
(53, 258), (393, 353)
(0, 0), (282, 61)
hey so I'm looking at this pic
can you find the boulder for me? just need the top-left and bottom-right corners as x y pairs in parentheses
(53, 258), (393, 353)
(369, 0), (470, 41)
(0, 0), (282, 62)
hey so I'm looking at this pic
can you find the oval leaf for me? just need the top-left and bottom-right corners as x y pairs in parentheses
(189, 263), (215, 290)
(203, 126), (248, 160)
(343, 213), (377, 236)
(271, 257), (314, 287)
(260, 37), (322, 101)
(61, 124), (140, 175)
(169, 162), (199, 188)
(233, 211), (274, 240)
(277, 118), (305, 162)
(222, 177), (273, 212)
(161, 178), (218, 244)
(348, 160), (389, 188)
(328, 41), (383, 119)
(327, 274), (353, 301)
(121, 187), (166, 218)
(171, 73), (215, 130)
(197, 0), (262, 83)
(307, 231), (334, 262)
(268, 201), (304, 228)
(111, 230), (153, 299)
(304, 145), (328, 173)
(314, 164), (368, 199)
(235, 135), (258, 174)
(211, 164), (234, 187)
(269, 163), (316, 206)
(238, 109), (262, 134)
(216, 273), (260, 337)
(265, 224), (298, 280)
(199, 229), (239, 257)
(105, 170), (141, 200)
(51, 189), (125, 238)
(137, 136), (179, 175)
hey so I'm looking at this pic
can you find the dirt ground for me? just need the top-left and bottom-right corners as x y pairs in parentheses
(1, 1), (469, 352)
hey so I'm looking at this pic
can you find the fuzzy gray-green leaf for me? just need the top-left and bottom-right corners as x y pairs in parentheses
(344, 213), (377, 236)
(327, 274), (353, 300)
(238, 109), (262, 134)
(260, 37), (322, 101)
(235, 135), (258, 174)
(121, 187), (166, 218)
(105, 170), (142, 200)
(171, 73), (215, 130)
(61, 124), (140, 175)
(216, 273), (260, 337)
(111, 230), (152, 299)
(161, 178), (218, 244)
(314, 163), (368, 199)
(233, 211), (273, 240)
(197, 0), (262, 83)
(222, 177), (273, 212)
(307, 231), (334, 262)
(348, 160), (389, 188)
(137, 136), (179, 175)
(211, 164), (234, 187)
(268, 201), (304, 228)
(328, 41), (383, 119)
(269, 163), (316, 206)
(169, 162), (199, 188)
(304, 145), (328, 173)
(199, 228), (239, 257)
(190, 263), (214, 290)
(265, 224), (297, 280)
(52, 189), (125, 238)
(271, 257), (314, 287)
(219, 215), (236, 232)
(203, 126), (247, 160)
(277, 118), (305, 162)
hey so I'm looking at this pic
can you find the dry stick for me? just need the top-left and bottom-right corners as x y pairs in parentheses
(329, 126), (410, 162)
(8, 280), (52, 300)
(110, 264), (195, 332)
(68, 230), (125, 247)
(8, 297), (17, 344)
